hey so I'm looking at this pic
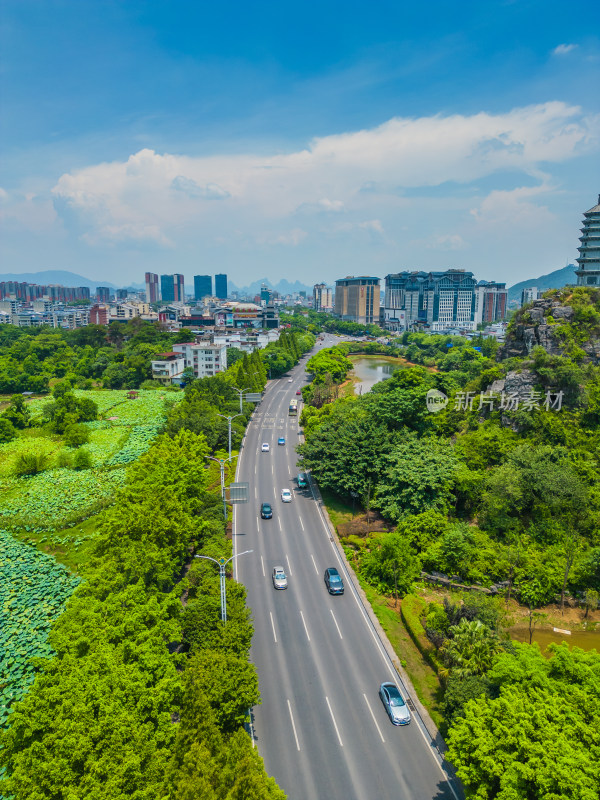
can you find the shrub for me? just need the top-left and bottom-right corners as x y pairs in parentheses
(56, 449), (74, 469)
(0, 417), (17, 443)
(63, 424), (90, 447)
(13, 451), (50, 476)
(73, 448), (93, 470)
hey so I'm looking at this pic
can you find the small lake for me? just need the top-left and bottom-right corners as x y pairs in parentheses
(509, 626), (600, 652)
(350, 356), (406, 394)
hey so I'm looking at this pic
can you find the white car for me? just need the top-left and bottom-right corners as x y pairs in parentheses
(261, 442), (270, 452)
(288, 378), (293, 383)
(281, 488), (292, 503)
(272, 566), (288, 590)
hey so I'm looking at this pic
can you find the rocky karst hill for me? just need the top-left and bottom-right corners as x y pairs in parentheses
(501, 287), (600, 364)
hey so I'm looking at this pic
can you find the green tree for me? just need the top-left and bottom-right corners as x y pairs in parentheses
(361, 532), (421, 596)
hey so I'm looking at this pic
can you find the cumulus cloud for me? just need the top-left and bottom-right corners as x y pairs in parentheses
(336, 219), (384, 234)
(427, 234), (466, 250)
(552, 44), (578, 56)
(469, 186), (555, 230)
(50, 102), (597, 246)
(257, 228), (308, 246)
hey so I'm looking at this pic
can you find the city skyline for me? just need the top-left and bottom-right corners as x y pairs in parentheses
(1, 1), (599, 287)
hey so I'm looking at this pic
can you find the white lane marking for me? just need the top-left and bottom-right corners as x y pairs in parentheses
(254, 485), (257, 499)
(269, 612), (277, 643)
(286, 554), (293, 576)
(308, 480), (459, 799)
(299, 610), (310, 642)
(287, 699), (301, 751)
(260, 555), (265, 577)
(256, 517), (259, 532)
(325, 696), (343, 747)
(271, 462), (274, 475)
(278, 517), (282, 532)
(299, 517), (304, 531)
(310, 553), (318, 574)
(274, 486), (278, 500)
(363, 693), (385, 743)
(330, 609), (343, 639)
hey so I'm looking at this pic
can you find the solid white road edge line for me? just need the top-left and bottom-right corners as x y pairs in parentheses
(325, 696), (344, 747)
(363, 693), (385, 744)
(287, 699), (301, 751)
(299, 610), (310, 642)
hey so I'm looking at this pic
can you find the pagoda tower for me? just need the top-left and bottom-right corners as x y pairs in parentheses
(575, 194), (600, 286)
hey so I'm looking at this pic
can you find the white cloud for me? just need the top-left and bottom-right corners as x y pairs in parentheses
(469, 186), (555, 230)
(552, 44), (578, 56)
(49, 102), (598, 246)
(427, 234), (466, 250)
(256, 228), (307, 246)
(336, 219), (384, 234)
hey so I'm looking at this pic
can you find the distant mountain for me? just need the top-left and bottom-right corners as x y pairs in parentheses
(228, 277), (316, 296)
(508, 264), (577, 305)
(0, 270), (120, 290)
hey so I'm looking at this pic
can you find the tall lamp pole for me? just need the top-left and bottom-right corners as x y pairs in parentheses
(216, 413), (244, 461)
(233, 386), (251, 414)
(206, 455), (229, 520)
(195, 550), (253, 623)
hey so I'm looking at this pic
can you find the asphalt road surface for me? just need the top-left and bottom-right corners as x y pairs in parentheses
(234, 335), (459, 800)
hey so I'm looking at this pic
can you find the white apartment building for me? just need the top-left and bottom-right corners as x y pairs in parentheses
(172, 342), (228, 378)
(212, 329), (279, 353)
(151, 352), (186, 385)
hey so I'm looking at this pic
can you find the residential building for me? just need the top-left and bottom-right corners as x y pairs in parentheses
(520, 286), (540, 306)
(194, 274), (212, 301)
(474, 281), (507, 325)
(172, 342), (228, 378)
(384, 270), (480, 331)
(575, 194), (600, 286)
(110, 303), (140, 321)
(212, 329), (280, 352)
(145, 272), (160, 303)
(116, 289), (128, 301)
(334, 276), (380, 325)
(260, 285), (272, 305)
(151, 352), (186, 385)
(215, 273), (228, 300)
(96, 286), (111, 302)
(313, 283), (333, 312)
(89, 304), (110, 325)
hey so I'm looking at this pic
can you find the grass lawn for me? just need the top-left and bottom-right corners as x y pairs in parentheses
(12, 513), (102, 575)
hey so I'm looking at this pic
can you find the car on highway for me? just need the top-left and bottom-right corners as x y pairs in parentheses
(272, 566), (288, 589)
(278, 437), (286, 445)
(288, 378), (293, 383)
(260, 502), (273, 519)
(296, 390), (301, 395)
(261, 442), (270, 452)
(324, 567), (344, 595)
(296, 472), (308, 489)
(281, 488), (292, 503)
(379, 682), (411, 725)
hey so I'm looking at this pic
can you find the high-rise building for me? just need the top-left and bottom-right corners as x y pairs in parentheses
(474, 281), (507, 325)
(313, 283), (333, 312)
(520, 286), (540, 306)
(116, 289), (128, 301)
(145, 272), (160, 303)
(194, 275), (212, 301)
(575, 194), (600, 286)
(96, 287), (111, 302)
(334, 277), (380, 325)
(384, 270), (479, 331)
(215, 273), (228, 300)
(260, 285), (272, 305)
(160, 274), (185, 303)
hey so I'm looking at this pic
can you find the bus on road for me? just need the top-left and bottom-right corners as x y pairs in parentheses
(289, 399), (298, 416)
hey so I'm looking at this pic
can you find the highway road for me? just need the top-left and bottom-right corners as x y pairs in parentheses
(234, 335), (459, 800)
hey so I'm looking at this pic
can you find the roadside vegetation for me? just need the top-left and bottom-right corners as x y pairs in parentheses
(1, 324), (314, 798)
(299, 287), (600, 800)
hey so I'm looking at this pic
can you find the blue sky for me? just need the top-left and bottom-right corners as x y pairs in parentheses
(1, 0), (599, 288)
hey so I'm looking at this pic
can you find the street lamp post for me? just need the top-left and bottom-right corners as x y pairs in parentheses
(216, 413), (244, 461)
(206, 455), (228, 520)
(233, 386), (251, 414)
(195, 550), (253, 622)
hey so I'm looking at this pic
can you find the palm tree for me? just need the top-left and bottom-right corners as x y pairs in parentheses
(440, 618), (501, 678)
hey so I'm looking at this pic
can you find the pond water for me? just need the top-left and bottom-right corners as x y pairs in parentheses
(509, 626), (600, 652)
(350, 356), (405, 394)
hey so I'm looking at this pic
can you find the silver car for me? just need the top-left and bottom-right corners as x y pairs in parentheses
(272, 566), (288, 590)
(281, 488), (292, 503)
(379, 682), (411, 725)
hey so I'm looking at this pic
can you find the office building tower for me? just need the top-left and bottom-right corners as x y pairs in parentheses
(96, 287), (111, 302)
(575, 194), (600, 286)
(160, 274), (185, 303)
(174, 273), (185, 302)
(384, 270), (478, 331)
(334, 277), (380, 325)
(215, 273), (228, 300)
(194, 275), (212, 301)
(145, 272), (160, 303)
(474, 281), (507, 324)
(116, 289), (128, 301)
(313, 283), (333, 312)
